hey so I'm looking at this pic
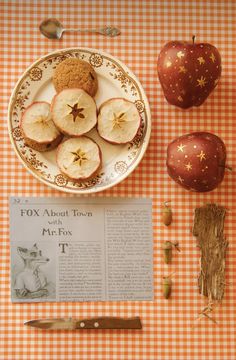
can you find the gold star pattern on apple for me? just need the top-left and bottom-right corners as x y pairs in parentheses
(210, 53), (216, 62)
(185, 162), (192, 171)
(177, 143), (186, 152)
(197, 150), (206, 161)
(178, 176), (184, 183)
(197, 76), (207, 88)
(179, 66), (187, 73)
(197, 57), (205, 65)
(166, 132), (227, 192)
(157, 40), (221, 108)
(177, 51), (185, 59)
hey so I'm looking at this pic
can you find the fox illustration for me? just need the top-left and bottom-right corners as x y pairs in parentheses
(14, 243), (51, 299)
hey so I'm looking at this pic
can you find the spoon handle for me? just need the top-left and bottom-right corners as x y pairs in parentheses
(64, 26), (121, 37)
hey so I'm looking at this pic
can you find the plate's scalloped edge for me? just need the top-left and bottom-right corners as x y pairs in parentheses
(8, 47), (152, 194)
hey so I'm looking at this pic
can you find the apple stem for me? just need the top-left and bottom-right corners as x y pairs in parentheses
(225, 165), (233, 171)
(219, 165), (233, 171)
(192, 35), (195, 44)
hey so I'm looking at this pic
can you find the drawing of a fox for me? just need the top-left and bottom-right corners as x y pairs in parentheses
(14, 243), (50, 298)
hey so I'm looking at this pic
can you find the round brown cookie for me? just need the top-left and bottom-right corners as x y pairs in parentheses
(24, 134), (63, 152)
(53, 58), (98, 96)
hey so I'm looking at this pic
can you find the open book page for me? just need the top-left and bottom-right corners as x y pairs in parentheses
(10, 197), (153, 303)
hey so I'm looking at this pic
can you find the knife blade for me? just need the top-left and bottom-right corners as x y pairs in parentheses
(24, 316), (142, 330)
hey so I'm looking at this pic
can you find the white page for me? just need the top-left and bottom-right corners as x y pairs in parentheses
(9, 197), (153, 302)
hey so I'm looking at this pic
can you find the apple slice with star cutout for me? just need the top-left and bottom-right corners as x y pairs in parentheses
(97, 98), (141, 144)
(51, 88), (97, 137)
(56, 136), (102, 181)
(20, 101), (63, 152)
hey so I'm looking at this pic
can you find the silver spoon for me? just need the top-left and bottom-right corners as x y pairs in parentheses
(39, 18), (121, 39)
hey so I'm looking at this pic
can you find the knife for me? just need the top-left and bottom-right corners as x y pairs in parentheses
(24, 316), (142, 330)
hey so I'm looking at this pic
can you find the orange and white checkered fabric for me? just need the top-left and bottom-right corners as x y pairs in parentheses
(1, 1), (236, 359)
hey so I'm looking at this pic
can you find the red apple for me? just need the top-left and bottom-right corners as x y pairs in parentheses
(157, 37), (221, 109)
(166, 132), (228, 192)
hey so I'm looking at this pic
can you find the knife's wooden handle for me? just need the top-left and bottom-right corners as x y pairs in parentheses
(76, 316), (142, 329)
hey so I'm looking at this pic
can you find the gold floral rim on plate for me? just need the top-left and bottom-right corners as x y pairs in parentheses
(8, 48), (151, 193)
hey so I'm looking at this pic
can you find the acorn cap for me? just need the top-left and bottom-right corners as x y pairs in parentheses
(162, 241), (173, 250)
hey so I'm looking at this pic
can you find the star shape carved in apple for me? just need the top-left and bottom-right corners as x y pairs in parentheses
(112, 112), (126, 129)
(68, 103), (85, 122)
(71, 149), (88, 166)
(34, 115), (50, 126)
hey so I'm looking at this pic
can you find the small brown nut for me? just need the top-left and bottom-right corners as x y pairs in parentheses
(161, 201), (172, 226)
(162, 241), (173, 264)
(163, 277), (172, 299)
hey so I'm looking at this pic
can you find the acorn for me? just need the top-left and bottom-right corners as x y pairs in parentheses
(162, 276), (172, 299)
(162, 241), (180, 264)
(161, 201), (172, 226)
(162, 241), (173, 264)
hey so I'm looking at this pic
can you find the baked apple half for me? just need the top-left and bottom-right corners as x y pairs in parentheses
(97, 98), (141, 144)
(56, 136), (102, 181)
(20, 101), (63, 152)
(51, 88), (97, 137)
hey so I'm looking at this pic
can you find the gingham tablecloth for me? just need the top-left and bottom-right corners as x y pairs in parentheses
(1, 1), (236, 359)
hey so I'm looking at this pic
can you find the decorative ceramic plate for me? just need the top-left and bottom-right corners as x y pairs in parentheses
(8, 48), (151, 193)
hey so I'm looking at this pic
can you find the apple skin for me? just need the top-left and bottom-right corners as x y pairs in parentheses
(157, 39), (221, 109)
(166, 132), (226, 192)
